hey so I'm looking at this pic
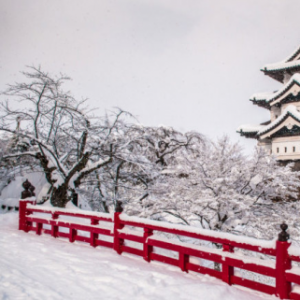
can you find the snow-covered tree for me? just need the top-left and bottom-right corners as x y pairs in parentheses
(82, 125), (204, 213)
(0, 67), (138, 207)
(134, 136), (300, 236)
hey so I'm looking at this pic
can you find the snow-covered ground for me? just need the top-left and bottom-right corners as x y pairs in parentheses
(0, 212), (277, 300)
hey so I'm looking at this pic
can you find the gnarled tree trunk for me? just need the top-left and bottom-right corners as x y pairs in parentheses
(51, 185), (69, 208)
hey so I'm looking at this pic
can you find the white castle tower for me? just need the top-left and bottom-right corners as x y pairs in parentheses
(238, 46), (300, 162)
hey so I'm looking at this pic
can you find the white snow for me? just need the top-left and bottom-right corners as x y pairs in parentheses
(250, 174), (263, 190)
(68, 157), (111, 189)
(0, 173), (47, 207)
(27, 201), (114, 220)
(286, 266), (300, 276)
(289, 245), (300, 257)
(237, 124), (265, 133)
(118, 227), (144, 237)
(0, 197), (20, 207)
(250, 92), (274, 101)
(0, 212), (277, 300)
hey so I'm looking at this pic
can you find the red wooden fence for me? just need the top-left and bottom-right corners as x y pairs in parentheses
(19, 199), (300, 299)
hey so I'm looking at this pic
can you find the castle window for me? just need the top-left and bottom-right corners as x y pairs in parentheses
(277, 147), (279, 153)
(285, 147), (287, 153)
(293, 146), (296, 152)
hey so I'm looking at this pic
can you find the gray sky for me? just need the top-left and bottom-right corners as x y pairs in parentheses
(1, 0), (300, 154)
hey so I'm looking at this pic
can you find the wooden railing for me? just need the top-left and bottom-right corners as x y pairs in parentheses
(19, 200), (300, 300)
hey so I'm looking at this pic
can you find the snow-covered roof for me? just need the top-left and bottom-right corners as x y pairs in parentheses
(257, 105), (300, 136)
(250, 92), (273, 101)
(238, 105), (300, 139)
(262, 60), (300, 73)
(237, 124), (265, 139)
(249, 92), (274, 109)
(261, 45), (300, 83)
(250, 74), (300, 109)
(262, 45), (300, 72)
(266, 73), (300, 103)
(238, 105), (300, 140)
(237, 124), (265, 134)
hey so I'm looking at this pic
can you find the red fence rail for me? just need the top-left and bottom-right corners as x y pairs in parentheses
(19, 199), (300, 299)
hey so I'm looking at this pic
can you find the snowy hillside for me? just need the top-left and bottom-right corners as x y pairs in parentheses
(0, 213), (276, 300)
(0, 173), (48, 206)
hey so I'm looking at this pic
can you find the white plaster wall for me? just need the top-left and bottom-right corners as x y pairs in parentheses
(272, 136), (300, 160)
(258, 142), (272, 155)
(284, 73), (292, 84)
(281, 102), (300, 112)
(270, 106), (281, 121)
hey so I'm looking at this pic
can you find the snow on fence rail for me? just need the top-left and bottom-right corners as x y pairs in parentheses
(19, 199), (300, 300)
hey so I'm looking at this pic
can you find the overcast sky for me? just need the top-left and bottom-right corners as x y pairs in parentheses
(1, 0), (300, 154)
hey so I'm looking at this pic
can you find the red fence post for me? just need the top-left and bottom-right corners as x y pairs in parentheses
(19, 199), (36, 232)
(90, 218), (99, 247)
(19, 200), (28, 231)
(113, 201), (124, 255)
(51, 213), (59, 238)
(222, 244), (234, 285)
(36, 223), (42, 235)
(276, 223), (291, 299)
(179, 253), (189, 272)
(69, 228), (77, 243)
(143, 228), (153, 262)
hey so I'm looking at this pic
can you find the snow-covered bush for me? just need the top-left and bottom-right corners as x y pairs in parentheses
(80, 125), (204, 213)
(127, 136), (300, 241)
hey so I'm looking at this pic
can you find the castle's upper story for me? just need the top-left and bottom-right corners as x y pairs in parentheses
(238, 46), (300, 161)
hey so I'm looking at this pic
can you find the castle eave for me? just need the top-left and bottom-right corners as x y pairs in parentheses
(261, 61), (300, 83)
